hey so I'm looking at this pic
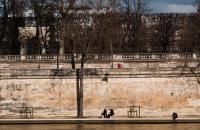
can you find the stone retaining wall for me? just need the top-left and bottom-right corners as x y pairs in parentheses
(0, 77), (199, 118)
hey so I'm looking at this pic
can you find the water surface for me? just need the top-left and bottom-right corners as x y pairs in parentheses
(0, 124), (199, 130)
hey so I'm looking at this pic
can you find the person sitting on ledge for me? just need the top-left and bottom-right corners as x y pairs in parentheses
(101, 108), (107, 118)
(107, 109), (114, 118)
(172, 112), (178, 121)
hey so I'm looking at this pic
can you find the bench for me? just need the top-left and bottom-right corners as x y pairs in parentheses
(127, 106), (140, 118)
(18, 107), (33, 119)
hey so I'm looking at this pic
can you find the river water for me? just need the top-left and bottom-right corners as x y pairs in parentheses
(0, 124), (199, 130)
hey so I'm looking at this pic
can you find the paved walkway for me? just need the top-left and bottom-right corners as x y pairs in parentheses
(0, 118), (199, 124)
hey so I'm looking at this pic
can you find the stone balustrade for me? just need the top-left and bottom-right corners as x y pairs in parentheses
(0, 53), (199, 62)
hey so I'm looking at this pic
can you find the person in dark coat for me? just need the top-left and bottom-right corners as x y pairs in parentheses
(108, 109), (114, 118)
(101, 108), (107, 118)
(172, 112), (178, 120)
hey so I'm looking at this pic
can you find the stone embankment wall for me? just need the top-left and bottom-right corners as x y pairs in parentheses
(0, 56), (200, 118)
(0, 70), (199, 118)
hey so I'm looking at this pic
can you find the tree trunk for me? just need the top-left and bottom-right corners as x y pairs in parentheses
(76, 69), (80, 117)
(77, 54), (85, 118)
(71, 39), (76, 69)
(79, 68), (84, 118)
(76, 68), (83, 118)
(71, 54), (76, 69)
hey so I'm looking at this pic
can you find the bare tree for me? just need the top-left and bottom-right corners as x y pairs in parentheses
(195, 0), (200, 12)
(73, 4), (95, 118)
(59, 0), (94, 118)
(0, 0), (25, 55)
(149, 14), (179, 53)
(121, 0), (150, 52)
(178, 14), (200, 52)
(59, 0), (79, 69)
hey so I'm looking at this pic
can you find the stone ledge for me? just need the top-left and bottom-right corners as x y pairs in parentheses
(0, 118), (199, 124)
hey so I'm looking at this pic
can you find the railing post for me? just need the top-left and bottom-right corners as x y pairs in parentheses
(193, 54), (197, 59)
(20, 39), (27, 61)
(95, 54), (98, 61)
(20, 55), (26, 61)
(38, 55), (41, 69)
